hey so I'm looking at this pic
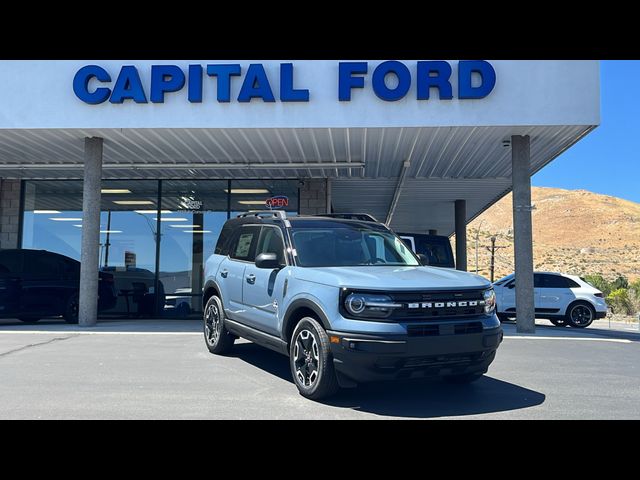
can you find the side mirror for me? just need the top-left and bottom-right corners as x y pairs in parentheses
(255, 252), (283, 270)
(417, 254), (430, 266)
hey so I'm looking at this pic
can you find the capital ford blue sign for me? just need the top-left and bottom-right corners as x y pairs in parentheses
(73, 61), (496, 105)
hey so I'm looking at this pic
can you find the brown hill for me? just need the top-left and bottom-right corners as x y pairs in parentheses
(453, 187), (640, 282)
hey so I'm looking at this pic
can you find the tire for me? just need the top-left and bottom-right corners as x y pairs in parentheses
(18, 317), (40, 324)
(549, 318), (569, 327)
(566, 302), (595, 328)
(63, 293), (79, 324)
(497, 313), (509, 322)
(443, 373), (484, 384)
(289, 317), (339, 401)
(203, 295), (234, 355)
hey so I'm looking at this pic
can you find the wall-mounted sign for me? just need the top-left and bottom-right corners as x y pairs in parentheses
(266, 195), (289, 209)
(179, 197), (203, 211)
(72, 61), (496, 105)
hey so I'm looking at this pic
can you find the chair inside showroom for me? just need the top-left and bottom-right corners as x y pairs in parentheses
(131, 282), (149, 317)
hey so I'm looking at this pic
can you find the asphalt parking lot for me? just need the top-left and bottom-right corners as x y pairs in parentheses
(0, 318), (638, 419)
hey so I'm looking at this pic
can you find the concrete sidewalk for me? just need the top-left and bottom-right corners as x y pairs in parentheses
(1, 316), (638, 340)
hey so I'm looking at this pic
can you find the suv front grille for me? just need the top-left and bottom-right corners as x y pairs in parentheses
(407, 321), (483, 337)
(388, 290), (486, 320)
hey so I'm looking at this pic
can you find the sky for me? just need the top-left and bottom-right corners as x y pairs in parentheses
(532, 60), (640, 203)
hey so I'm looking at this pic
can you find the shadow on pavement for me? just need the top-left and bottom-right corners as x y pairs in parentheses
(229, 342), (545, 419)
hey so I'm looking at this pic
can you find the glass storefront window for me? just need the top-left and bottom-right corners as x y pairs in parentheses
(98, 180), (159, 316)
(20, 178), (300, 319)
(159, 180), (228, 317)
(22, 180), (160, 316)
(229, 179), (300, 218)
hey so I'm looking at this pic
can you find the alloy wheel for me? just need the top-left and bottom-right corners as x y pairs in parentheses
(570, 305), (593, 326)
(204, 302), (221, 345)
(293, 329), (320, 388)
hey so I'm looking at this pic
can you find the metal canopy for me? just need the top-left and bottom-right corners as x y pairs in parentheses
(0, 124), (593, 235)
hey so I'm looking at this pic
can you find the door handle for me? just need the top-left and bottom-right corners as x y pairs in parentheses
(246, 274), (256, 285)
(220, 270), (229, 279)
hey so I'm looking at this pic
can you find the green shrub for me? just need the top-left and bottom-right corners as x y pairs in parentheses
(629, 279), (640, 301)
(607, 288), (634, 315)
(611, 276), (629, 291)
(583, 274), (612, 296)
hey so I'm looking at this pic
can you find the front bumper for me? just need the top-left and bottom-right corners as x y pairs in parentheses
(327, 326), (503, 385)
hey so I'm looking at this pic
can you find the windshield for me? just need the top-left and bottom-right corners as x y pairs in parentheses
(291, 225), (420, 267)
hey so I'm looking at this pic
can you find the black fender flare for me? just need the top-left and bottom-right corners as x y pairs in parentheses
(202, 279), (223, 311)
(282, 298), (332, 342)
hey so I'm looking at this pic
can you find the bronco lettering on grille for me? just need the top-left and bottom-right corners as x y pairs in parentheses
(406, 300), (483, 309)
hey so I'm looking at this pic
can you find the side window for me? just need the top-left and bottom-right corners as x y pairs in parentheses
(61, 257), (80, 275)
(543, 275), (569, 288)
(23, 253), (63, 276)
(534, 274), (544, 288)
(229, 226), (261, 262)
(566, 278), (580, 288)
(0, 251), (22, 275)
(256, 227), (286, 265)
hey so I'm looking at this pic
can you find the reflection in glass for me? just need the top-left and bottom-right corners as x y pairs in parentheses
(20, 179), (301, 319)
(160, 180), (228, 317)
(229, 179), (300, 218)
(22, 180), (160, 316)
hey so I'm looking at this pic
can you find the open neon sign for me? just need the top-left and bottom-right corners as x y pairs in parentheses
(266, 196), (289, 209)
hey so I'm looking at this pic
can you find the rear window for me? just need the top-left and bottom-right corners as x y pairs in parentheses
(542, 275), (570, 288)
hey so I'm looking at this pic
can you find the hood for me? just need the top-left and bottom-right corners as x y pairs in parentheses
(293, 265), (491, 291)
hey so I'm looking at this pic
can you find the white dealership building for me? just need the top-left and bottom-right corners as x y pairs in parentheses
(0, 60), (600, 331)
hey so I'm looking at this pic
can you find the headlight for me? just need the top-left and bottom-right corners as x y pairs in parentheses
(343, 292), (402, 319)
(483, 288), (496, 314)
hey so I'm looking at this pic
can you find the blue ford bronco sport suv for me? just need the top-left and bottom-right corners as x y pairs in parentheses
(203, 211), (502, 400)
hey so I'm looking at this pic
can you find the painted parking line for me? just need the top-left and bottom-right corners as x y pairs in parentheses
(0, 330), (201, 336)
(505, 336), (632, 344)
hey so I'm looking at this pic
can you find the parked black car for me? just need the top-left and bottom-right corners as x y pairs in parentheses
(0, 249), (118, 323)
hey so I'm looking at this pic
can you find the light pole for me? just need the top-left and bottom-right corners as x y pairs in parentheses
(475, 219), (486, 274)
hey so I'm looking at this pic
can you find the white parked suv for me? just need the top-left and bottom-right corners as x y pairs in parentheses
(493, 272), (608, 328)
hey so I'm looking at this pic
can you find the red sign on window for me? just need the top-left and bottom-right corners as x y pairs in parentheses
(266, 195), (289, 208)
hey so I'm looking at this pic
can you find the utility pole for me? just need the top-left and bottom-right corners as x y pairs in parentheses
(485, 236), (508, 282)
(475, 219), (486, 274)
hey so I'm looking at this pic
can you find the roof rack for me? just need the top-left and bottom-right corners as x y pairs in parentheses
(237, 210), (288, 221)
(313, 213), (380, 223)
